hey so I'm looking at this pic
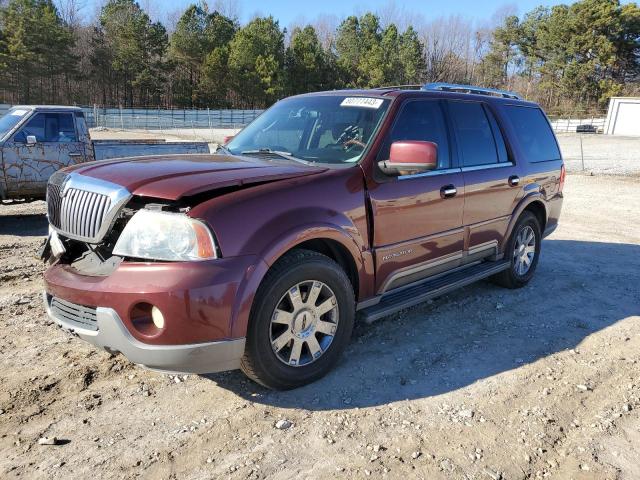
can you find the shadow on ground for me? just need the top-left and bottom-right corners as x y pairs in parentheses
(0, 213), (48, 237)
(204, 239), (640, 410)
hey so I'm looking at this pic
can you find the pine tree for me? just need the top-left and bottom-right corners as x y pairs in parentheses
(227, 16), (285, 108)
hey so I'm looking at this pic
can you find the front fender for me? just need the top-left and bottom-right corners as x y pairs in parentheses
(228, 223), (373, 338)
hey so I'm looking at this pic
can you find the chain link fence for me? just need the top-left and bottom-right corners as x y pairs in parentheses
(0, 104), (263, 129)
(88, 107), (263, 130)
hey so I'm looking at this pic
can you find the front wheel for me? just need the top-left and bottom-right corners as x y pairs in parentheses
(492, 211), (542, 289)
(241, 249), (355, 390)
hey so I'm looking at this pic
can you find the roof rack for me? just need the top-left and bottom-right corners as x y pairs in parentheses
(421, 82), (521, 99)
(372, 85), (422, 90)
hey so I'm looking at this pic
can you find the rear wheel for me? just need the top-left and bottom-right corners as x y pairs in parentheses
(241, 249), (355, 390)
(492, 211), (541, 289)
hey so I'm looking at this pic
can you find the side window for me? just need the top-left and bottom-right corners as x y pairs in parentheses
(14, 113), (77, 143)
(503, 106), (561, 163)
(485, 107), (509, 163)
(448, 101), (499, 167)
(377, 100), (450, 169)
(75, 112), (89, 139)
(14, 113), (45, 143)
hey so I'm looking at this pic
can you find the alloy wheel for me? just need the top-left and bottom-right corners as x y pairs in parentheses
(269, 280), (339, 367)
(513, 225), (536, 276)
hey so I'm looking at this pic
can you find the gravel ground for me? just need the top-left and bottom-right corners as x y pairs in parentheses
(0, 174), (639, 480)
(556, 134), (640, 175)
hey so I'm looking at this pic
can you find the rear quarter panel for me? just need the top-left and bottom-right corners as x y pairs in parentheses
(493, 102), (564, 243)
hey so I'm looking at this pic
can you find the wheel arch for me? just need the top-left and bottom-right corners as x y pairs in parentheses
(229, 226), (373, 338)
(523, 200), (547, 234)
(502, 194), (547, 253)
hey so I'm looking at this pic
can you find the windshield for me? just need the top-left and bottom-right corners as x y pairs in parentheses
(0, 107), (31, 140)
(227, 95), (390, 164)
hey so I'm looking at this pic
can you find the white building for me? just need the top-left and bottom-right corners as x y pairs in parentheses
(604, 97), (640, 136)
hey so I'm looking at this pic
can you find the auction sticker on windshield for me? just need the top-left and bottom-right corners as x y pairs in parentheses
(10, 109), (29, 116)
(340, 97), (384, 109)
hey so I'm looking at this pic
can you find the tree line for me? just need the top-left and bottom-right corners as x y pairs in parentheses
(0, 0), (638, 114)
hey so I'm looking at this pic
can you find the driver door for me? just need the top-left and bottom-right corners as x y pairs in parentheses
(2, 111), (85, 198)
(368, 99), (465, 293)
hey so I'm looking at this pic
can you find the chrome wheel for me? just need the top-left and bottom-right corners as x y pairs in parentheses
(269, 280), (339, 367)
(513, 225), (536, 276)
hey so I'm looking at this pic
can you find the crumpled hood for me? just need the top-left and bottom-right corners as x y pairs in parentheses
(66, 153), (328, 200)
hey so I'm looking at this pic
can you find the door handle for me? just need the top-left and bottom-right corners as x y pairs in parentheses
(440, 185), (457, 198)
(508, 175), (520, 186)
(68, 153), (83, 157)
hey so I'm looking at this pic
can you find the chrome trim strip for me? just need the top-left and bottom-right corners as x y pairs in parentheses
(467, 240), (498, 256)
(460, 162), (514, 172)
(398, 167), (461, 180)
(380, 251), (463, 293)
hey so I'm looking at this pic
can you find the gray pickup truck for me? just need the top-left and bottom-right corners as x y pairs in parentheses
(0, 105), (210, 200)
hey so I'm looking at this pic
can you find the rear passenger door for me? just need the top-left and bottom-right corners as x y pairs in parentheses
(447, 100), (522, 258)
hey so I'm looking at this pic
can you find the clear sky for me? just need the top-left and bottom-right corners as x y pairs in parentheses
(81, 0), (634, 29)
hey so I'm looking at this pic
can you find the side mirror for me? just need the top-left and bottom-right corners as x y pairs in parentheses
(26, 135), (37, 146)
(378, 141), (438, 176)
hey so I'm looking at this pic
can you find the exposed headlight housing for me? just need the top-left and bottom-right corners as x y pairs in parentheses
(113, 210), (218, 261)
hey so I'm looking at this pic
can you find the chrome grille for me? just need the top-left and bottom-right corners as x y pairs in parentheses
(46, 172), (131, 243)
(59, 188), (111, 239)
(50, 296), (98, 331)
(46, 182), (63, 227)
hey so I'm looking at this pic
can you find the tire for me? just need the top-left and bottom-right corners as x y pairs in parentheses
(240, 249), (355, 390)
(492, 211), (542, 289)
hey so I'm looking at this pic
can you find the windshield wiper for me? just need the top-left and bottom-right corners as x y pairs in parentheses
(240, 148), (310, 165)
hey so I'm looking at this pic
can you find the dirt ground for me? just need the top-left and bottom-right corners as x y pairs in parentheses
(0, 174), (639, 480)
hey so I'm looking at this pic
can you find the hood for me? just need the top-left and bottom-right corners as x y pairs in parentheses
(66, 154), (328, 200)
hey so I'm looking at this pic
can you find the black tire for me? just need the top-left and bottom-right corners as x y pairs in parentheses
(241, 249), (355, 390)
(492, 211), (542, 289)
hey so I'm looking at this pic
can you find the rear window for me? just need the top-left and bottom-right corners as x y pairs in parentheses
(503, 106), (561, 162)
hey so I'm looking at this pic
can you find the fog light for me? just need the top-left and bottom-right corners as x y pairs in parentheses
(151, 306), (165, 329)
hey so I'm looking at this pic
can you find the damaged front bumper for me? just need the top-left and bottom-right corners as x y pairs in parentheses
(43, 293), (245, 374)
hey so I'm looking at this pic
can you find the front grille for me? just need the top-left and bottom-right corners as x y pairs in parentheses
(46, 182), (62, 227)
(46, 172), (131, 243)
(50, 297), (98, 331)
(59, 188), (111, 239)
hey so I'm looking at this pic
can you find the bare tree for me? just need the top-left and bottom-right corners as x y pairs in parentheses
(418, 15), (477, 83)
(212, 0), (241, 21)
(55, 0), (87, 28)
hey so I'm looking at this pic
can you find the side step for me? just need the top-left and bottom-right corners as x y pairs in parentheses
(360, 260), (510, 323)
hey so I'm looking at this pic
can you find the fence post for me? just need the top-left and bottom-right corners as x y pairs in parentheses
(579, 136), (585, 171)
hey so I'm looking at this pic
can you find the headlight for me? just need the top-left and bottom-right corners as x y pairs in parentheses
(113, 210), (218, 261)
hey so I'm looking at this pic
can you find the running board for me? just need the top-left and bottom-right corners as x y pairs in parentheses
(360, 260), (510, 323)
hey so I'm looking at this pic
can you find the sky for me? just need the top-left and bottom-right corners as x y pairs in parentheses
(80, 0), (628, 29)
(80, 0), (586, 28)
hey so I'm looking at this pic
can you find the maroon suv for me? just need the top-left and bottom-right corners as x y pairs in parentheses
(42, 83), (564, 389)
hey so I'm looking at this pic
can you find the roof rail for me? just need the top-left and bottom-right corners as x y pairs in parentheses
(372, 85), (422, 90)
(422, 82), (521, 99)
